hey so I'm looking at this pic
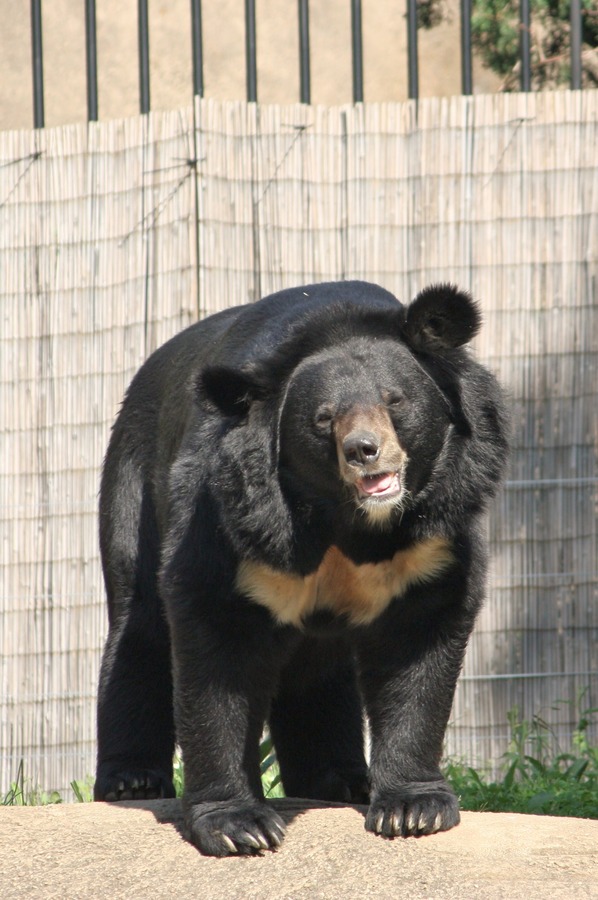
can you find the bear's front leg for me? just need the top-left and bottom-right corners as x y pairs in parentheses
(357, 572), (480, 839)
(166, 575), (292, 856)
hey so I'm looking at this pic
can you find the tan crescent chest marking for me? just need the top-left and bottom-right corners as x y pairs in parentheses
(235, 536), (454, 627)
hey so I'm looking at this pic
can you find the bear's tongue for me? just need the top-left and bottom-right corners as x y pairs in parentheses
(358, 472), (400, 496)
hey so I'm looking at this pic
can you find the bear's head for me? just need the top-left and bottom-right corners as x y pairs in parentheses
(277, 335), (455, 525)
(200, 284), (481, 529)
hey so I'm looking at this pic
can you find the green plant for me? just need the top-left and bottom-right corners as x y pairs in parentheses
(472, 0), (598, 89)
(417, 0), (598, 88)
(173, 754), (185, 797)
(2, 760), (62, 806)
(260, 731), (285, 799)
(71, 776), (95, 803)
(444, 692), (598, 819)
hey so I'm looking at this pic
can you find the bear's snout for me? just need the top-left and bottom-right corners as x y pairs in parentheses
(342, 431), (381, 467)
(334, 405), (408, 512)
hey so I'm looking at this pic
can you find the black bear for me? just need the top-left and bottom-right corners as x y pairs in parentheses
(94, 280), (508, 856)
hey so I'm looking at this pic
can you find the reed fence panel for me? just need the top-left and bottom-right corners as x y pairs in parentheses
(1, 91), (596, 797)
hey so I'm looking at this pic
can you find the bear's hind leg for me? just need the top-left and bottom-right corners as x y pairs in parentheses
(94, 614), (176, 801)
(95, 466), (176, 802)
(270, 637), (369, 804)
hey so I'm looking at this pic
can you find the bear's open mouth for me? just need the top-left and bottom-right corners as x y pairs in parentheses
(356, 472), (402, 499)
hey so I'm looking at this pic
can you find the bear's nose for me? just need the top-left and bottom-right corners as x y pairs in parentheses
(342, 431), (381, 466)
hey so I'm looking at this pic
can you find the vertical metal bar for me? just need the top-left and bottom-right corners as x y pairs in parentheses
(520, 0), (531, 92)
(570, 0), (582, 89)
(85, 0), (98, 121)
(406, 0), (419, 100)
(138, 0), (150, 113)
(191, 0), (204, 97)
(460, 0), (473, 95)
(351, 0), (364, 102)
(31, 0), (45, 128)
(298, 0), (310, 103)
(245, 0), (258, 102)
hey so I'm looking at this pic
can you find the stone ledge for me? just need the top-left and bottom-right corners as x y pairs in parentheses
(2, 799), (597, 899)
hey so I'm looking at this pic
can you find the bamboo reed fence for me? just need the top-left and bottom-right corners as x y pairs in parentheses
(1, 92), (596, 799)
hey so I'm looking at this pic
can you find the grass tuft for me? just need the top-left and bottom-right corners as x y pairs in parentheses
(2, 760), (62, 806)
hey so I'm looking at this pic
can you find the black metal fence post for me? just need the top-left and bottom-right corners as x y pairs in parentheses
(406, 0), (418, 100)
(191, 0), (204, 97)
(23, 2), (595, 127)
(298, 0), (310, 103)
(520, 0), (531, 91)
(351, 0), (364, 102)
(245, 0), (258, 102)
(85, 0), (98, 121)
(570, 0), (582, 89)
(31, 0), (45, 128)
(460, 0), (473, 95)
(138, 0), (150, 113)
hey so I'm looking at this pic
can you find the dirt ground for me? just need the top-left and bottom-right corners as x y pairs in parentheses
(2, 799), (597, 899)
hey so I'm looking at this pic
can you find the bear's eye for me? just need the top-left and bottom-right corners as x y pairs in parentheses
(383, 390), (404, 408)
(314, 407), (334, 431)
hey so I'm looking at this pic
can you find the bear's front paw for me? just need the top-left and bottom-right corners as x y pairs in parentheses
(185, 800), (286, 857)
(365, 781), (459, 838)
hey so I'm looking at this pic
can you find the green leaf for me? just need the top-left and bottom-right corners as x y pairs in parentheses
(527, 792), (555, 811)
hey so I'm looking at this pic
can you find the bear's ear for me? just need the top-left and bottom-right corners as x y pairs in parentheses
(403, 284), (481, 351)
(198, 365), (268, 416)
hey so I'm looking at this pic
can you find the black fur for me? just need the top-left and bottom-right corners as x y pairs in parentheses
(94, 280), (509, 856)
